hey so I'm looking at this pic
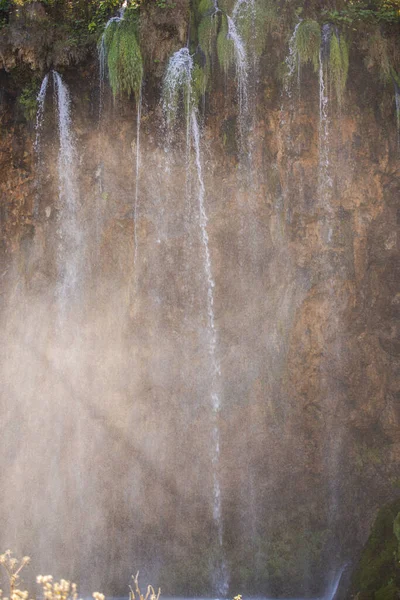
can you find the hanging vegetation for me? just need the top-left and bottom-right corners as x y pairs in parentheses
(197, 0), (215, 17)
(103, 18), (143, 100)
(191, 62), (210, 105)
(294, 19), (321, 72)
(162, 48), (195, 125)
(217, 14), (235, 75)
(329, 32), (349, 106)
(198, 12), (219, 65)
(235, 0), (279, 58)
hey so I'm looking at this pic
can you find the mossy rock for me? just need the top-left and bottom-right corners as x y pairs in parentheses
(294, 19), (321, 73)
(349, 499), (400, 600)
(375, 581), (399, 600)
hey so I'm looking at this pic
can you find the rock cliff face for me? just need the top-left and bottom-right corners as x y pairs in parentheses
(0, 0), (399, 596)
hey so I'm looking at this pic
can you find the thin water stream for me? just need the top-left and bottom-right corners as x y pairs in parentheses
(318, 25), (333, 207)
(163, 50), (228, 595)
(53, 71), (83, 313)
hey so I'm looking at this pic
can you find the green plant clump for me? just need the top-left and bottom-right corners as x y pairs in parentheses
(103, 18), (143, 100)
(217, 14), (235, 75)
(191, 62), (209, 104)
(351, 499), (400, 600)
(18, 83), (39, 123)
(234, 0), (278, 58)
(0, 0), (10, 27)
(323, 1), (400, 25)
(294, 19), (321, 72)
(197, 0), (215, 16)
(198, 11), (218, 65)
(329, 32), (349, 106)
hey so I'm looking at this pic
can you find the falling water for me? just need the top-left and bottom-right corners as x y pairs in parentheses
(191, 108), (228, 597)
(394, 80), (400, 147)
(280, 21), (302, 142)
(227, 15), (248, 127)
(318, 25), (333, 206)
(53, 71), (83, 312)
(34, 74), (49, 154)
(99, 36), (106, 117)
(163, 50), (228, 594)
(323, 564), (348, 600)
(163, 47), (194, 240)
(232, 0), (255, 21)
(227, 0), (259, 168)
(284, 21), (302, 97)
(33, 74), (49, 217)
(163, 47), (193, 142)
(133, 85), (142, 267)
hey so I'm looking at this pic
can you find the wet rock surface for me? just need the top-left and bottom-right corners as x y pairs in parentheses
(0, 3), (399, 597)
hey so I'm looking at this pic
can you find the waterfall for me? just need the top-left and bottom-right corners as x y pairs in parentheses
(133, 85), (142, 267)
(163, 47), (193, 139)
(34, 74), (49, 154)
(277, 21), (303, 235)
(98, 37), (106, 119)
(322, 564), (348, 600)
(232, 0), (256, 37)
(163, 49), (228, 595)
(284, 21), (301, 97)
(191, 108), (228, 597)
(227, 13), (249, 142)
(395, 81), (400, 147)
(280, 21), (302, 147)
(318, 25), (333, 207)
(227, 15), (248, 115)
(33, 74), (49, 217)
(163, 47), (194, 229)
(53, 71), (83, 312)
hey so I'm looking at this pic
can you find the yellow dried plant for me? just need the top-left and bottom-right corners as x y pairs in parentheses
(129, 572), (160, 600)
(0, 551), (32, 600)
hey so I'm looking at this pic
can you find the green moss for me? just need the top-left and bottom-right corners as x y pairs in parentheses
(197, 0), (214, 17)
(322, 3), (400, 25)
(235, 0), (278, 58)
(191, 62), (210, 104)
(18, 84), (38, 122)
(351, 499), (400, 600)
(103, 18), (143, 100)
(294, 19), (321, 72)
(375, 581), (398, 600)
(198, 13), (218, 63)
(217, 14), (235, 75)
(329, 33), (349, 106)
(263, 527), (330, 592)
(163, 57), (206, 125)
(355, 442), (383, 471)
(218, 0), (234, 12)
